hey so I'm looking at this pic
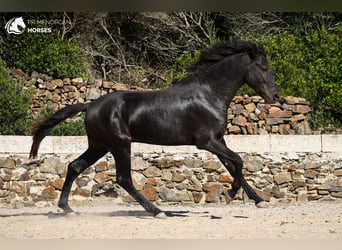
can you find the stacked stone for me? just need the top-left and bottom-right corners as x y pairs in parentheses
(24, 71), (143, 117)
(227, 95), (312, 135)
(1, 152), (341, 209)
(14, 70), (313, 134)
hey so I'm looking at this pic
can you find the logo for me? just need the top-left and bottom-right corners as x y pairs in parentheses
(5, 17), (26, 34)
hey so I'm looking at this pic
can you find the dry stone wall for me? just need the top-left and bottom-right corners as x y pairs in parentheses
(0, 136), (341, 209)
(19, 71), (313, 135)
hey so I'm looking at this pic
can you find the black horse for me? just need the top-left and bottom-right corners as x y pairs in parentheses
(30, 41), (279, 218)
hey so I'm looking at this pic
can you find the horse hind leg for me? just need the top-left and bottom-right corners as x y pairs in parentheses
(58, 146), (107, 214)
(110, 146), (165, 218)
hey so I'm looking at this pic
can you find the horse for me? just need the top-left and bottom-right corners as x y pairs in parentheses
(30, 40), (280, 218)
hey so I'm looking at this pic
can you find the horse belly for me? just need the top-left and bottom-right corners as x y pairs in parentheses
(129, 111), (196, 146)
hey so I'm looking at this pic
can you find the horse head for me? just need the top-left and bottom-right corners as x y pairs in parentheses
(244, 44), (280, 104)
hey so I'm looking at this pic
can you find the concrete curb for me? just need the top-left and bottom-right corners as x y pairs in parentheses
(0, 135), (341, 155)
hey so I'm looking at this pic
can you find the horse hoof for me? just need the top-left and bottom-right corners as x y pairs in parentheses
(225, 193), (234, 204)
(155, 212), (167, 219)
(256, 201), (269, 208)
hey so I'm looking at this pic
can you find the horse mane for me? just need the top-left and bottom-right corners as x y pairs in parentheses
(188, 40), (265, 75)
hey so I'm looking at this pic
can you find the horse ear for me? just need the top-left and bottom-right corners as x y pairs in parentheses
(247, 45), (258, 60)
(248, 44), (265, 60)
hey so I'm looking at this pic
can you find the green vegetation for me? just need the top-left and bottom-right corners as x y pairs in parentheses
(262, 23), (342, 130)
(0, 57), (33, 135)
(0, 12), (341, 134)
(1, 31), (88, 80)
(34, 104), (86, 136)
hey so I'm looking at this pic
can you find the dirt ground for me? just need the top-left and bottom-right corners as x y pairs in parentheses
(0, 200), (341, 239)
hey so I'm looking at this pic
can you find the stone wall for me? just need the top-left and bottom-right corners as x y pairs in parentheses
(0, 135), (341, 209)
(18, 71), (313, 135)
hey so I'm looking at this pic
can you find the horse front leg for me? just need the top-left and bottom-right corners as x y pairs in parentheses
(197, 136), (267, 208)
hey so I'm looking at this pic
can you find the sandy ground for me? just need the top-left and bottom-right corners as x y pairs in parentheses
(0, 200), (341, 239)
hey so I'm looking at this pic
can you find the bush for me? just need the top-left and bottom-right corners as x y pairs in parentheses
(261, 24), (342, 130)
(1, 31), (88, 79)
(34, 104), (86, 136)
(0, 57), (33, 135)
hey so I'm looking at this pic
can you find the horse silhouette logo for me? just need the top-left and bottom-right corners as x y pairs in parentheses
(5, 17), (26, 34)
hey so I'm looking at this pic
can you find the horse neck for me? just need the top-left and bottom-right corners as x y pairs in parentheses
(203, 54), (247, 106)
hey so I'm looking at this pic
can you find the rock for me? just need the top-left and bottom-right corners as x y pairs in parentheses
(40, 187), (58, 200)
(94, 172), (111, 184)
(232, 115), (247, 127)
(140, 185), (158, 201)
(318, 178), (342, 191)
(279, 124), (292, 135)
(305, 169), (318, 179)
(291, 180), (306, 190)
(102, 81), (114, 88)
(228, 125), (241, 134)
(267, 110), (292, 118)
(331, 192), (342, 198)
(271, 185), (285, 198)
(95, 161), (109, 172)
(192, 192), (205, 204)
(293, 105), (311, 114)
(172, 171), (186, 182)
(143, 166), (162, 177)
(232, 104), (244, 115)
(45, 81), (57, 90)
(161, 171), (172, 181)
(297, 191), (308, 202)
(113, 83), (131, 91)
(72, 188), (91, 197)
(51, 79), (63, 87)
(203, 184), (223, 203)
(245, 102), (256, 113)
(146, 178), (158, 186)
(51, 93), (61, 102)
(158, 187), (190, 202)
(0, 158), (16, 169)
(10, 182), (25, 194)
(40, 157), (65, 175)
(266, 118), (290, 125)
(184, 158), (202, 168)
(49, 178), (64, 190)
(274, 173), (292, 185)
(219, 174), (233, 183)
(72, 77), (83, 83)
(131, 157), (149, 171)
(268, 106), (281, 114)
(75, 177), (89, 187)
(132, 172), (146, 190)
(243, 155), (263, 172)
(291, 114), (306, 122)
(255, 188), (271, 202)
(334, 169), (342, 177)
(86, 88), (101, 100)
(203, 160), (222, 173)
(187, 177), (202, 192)
(295, 120), (312, 135)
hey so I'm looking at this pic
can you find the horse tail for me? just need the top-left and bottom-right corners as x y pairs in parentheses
(29, 103), (88, 159)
